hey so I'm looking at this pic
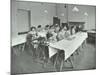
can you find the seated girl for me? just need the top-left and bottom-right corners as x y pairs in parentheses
(44, 25), (49, 32)
(57, 25), (70, 41)
(71, 26), (76, 35)
(46, 25), (58, 42)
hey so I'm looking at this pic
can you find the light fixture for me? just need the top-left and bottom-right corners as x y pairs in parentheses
(84, 12), (88, 16)
(72, 6), (79, 12)
(64, 4), (66, 8)
(55, 16), (58, 17)
(44, 10), (48, 13)
(61, 13), (64, 16)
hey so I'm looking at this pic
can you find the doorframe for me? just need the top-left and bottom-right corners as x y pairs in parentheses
(17, 9), (31, 31)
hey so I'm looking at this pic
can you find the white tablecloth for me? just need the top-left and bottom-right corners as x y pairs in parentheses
(87, 30), (96, 33)
(11, 34), (26, 46)
(49, 32), (88, 60)
(11, 31), (47, 47)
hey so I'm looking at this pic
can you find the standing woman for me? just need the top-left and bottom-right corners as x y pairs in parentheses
(25, 26), (38, 58)
(28, 26), (38, 38)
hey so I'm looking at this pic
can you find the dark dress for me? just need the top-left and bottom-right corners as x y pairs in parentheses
(37, 37), (49, 62)
(24, 33), (37, 57)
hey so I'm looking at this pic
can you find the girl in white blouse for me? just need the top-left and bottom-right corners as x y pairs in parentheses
(71, 26), (76, 35)
(57, 25), (70, 41)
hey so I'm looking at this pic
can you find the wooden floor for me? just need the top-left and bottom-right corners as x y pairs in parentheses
(11, 40), (96, 75)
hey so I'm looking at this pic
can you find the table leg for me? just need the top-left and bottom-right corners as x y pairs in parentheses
(78, 46), (82, 54)
(67, 57), (73, 68)
(71, 54), (74, 61)
(13, 45), (21, 56)
(60, 60), (64, 71)
(42, 50), (48, 68)
(84, 39), (87, 46)
(76, 48), (79, 55)
(82, 41), (84, 48)
(54, 52), (59, 71)
(22, 43), (25, 52)
(12, 46), (17, 55)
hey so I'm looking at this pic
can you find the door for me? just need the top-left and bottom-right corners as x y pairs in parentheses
(17, 9), (30, 33)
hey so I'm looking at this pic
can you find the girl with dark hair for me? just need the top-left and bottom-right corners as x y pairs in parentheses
(30, 26), (36, 31)
(47, 25), (60, 42)
(45, 25), (49, 31)
(25, 26), (38, 58)
(29, 26), (37, 36)
(57, 25), (70, 41)
(71, 26), (76, 35)
(37, 25), (42, 32)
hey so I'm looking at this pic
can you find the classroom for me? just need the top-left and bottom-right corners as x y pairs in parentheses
(11, 0), (96, 74)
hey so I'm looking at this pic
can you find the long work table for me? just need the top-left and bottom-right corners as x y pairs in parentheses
(11, 34), (26, 47)
(48, 32), (88, 71)
(49, 32), (88, 60)
(11, 32), (88, 71)
(11, 31), (47, 47)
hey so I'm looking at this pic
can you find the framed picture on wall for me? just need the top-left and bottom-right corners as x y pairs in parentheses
(11, 0), (96, 75)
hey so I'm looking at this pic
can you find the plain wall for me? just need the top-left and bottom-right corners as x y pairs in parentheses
(16, 1), (56, 27)
(12, 1), (57, 38)
(68, 4), (96, 30)
(11, 0), (17, 38)
(56, 4), (68, 23)
(11, 1), (96, 38)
